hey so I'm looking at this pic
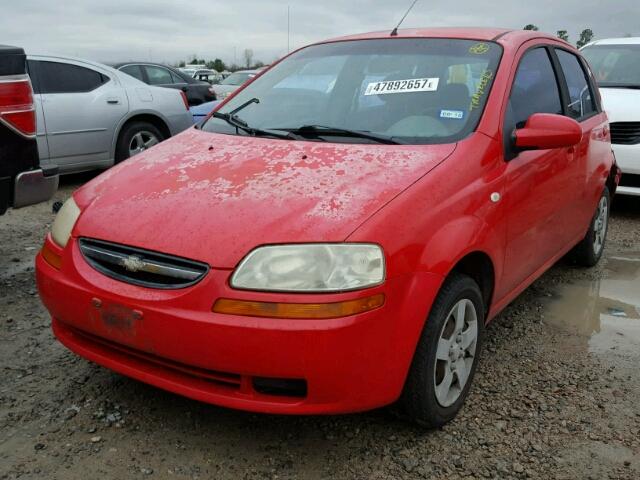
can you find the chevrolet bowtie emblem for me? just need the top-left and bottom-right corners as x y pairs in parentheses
(121, 255), (146, 273)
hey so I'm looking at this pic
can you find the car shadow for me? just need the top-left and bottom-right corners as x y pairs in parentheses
(612, 193), (640, 216)
(58, 170), (102, 188)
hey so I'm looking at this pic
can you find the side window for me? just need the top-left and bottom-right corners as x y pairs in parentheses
(508, 48), (562, 128)
(38, 61), (108, 94)
(144, 66), (173, 85)
(27, 60), (41, 94)
(556, 49), (597, 120)
(120, 65), (144, 82)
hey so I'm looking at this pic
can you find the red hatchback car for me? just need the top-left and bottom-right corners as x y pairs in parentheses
(37, 28), (619, 426)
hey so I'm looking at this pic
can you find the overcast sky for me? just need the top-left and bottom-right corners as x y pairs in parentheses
(2, 0), (638, 66)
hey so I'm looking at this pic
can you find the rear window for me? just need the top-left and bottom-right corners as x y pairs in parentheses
(37, 61), (108, 94)
(220, 72), (254, 86)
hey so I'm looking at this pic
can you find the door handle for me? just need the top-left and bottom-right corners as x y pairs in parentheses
(106, 98), (120, 104)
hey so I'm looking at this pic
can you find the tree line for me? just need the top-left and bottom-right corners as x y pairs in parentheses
(177, 49), (265, 72)
(523, 24), (594, 48)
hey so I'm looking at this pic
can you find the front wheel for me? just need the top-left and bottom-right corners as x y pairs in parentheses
(571, 187), (610, 267)
(398, 273), (484, 427)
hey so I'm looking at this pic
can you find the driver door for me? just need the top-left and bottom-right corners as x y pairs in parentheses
(499, 46), (577, 296)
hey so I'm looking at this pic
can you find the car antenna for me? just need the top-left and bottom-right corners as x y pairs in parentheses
(390, 0), (420, 36)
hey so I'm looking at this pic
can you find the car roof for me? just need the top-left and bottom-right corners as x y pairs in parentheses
(317, 27), (562, 46)
(584, 37), (640, 46)
(112, 61), (179, 69)
(28, 54), (122, 74)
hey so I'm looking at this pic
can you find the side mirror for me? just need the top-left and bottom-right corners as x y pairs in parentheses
(514, 113), (582, 151)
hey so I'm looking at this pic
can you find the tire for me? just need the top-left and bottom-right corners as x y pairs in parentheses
(398, 273), (485, 428)
(571, 187), (610, 267)
(115, 121), (164, 163)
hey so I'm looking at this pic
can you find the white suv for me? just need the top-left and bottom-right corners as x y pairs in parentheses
(582, 38), (640, 196)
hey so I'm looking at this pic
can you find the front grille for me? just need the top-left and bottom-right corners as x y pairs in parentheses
(79, 238), (209, 289)
(610, 122), (640, 145)
(619, 173), (640, 188)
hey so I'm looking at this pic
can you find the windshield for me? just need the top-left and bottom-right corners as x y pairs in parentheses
(202, 38), (502, 144)
(221, 72), (254, 85)
(581, 44), (640, 87)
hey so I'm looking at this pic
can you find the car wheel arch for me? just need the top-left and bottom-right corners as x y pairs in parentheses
(111, 112), (171, 162)
(446, 251), (495, 318)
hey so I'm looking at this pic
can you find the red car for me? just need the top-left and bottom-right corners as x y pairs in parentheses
(37, 28), (619, 427)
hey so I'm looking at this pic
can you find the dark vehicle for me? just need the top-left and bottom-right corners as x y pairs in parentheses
(113, 62), (216, 106)
(0, 45), (58, 215)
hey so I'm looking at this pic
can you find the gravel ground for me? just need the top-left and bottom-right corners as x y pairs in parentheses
(1, 173), (639, 480)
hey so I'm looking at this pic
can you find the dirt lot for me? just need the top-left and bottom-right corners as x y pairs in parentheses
(1, 174), (639, 480)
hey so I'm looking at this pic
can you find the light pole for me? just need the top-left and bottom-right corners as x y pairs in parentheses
(287, 5), (290, 53)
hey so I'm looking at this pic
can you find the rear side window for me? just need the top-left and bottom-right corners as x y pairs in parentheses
(555, 49), (597, 120)
(37, 61), (108, 94)
(26, 60), (41, 93)
(120, 64), (144, 82)
(144, 66), (173, 85)
(508, 48), (562, 128)
(170, 71), (185, 83)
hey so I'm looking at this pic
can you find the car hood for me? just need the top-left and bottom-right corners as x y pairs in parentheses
(212, 85), (240, 95)
(599, 87), (640, 122)
(74, 128), (456, 268)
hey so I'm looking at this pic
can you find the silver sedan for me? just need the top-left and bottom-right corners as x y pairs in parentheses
(28, 54), (193, 174)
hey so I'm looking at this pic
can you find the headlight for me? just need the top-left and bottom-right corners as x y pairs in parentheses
(51, 197), (80, 248)
(231, 244), (385, 292)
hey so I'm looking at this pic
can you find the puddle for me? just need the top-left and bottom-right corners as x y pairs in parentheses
(544, 253), (640, 363)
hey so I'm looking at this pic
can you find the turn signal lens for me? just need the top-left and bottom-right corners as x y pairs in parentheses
(41, 242), (62, 270)
(212, 294), (385, 319)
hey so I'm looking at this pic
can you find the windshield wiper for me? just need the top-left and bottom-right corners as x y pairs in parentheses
(211, 97), (258, 130)
(211, 98), (293, 140)
(274, 125), (402, 144)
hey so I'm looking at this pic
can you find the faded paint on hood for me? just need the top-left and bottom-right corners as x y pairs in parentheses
(74, 128), (456, 267)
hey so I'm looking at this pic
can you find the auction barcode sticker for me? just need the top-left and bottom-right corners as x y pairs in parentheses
(364, 77), (439, 96)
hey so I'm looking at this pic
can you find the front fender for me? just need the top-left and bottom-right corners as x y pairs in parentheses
(420, 215), (504, 282)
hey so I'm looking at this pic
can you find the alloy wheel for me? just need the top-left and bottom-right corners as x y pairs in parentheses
(593, 195), (608, 255)
(433, 298), (478, 407)
(129, 131), (159, 157)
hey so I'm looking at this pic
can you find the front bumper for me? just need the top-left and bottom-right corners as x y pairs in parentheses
(13, 166), (59, 208)
(612, 144), (640, 196)
(36, 236), (442, 414)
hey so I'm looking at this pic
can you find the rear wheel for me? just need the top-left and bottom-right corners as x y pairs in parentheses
(571, 187), (610, 267)
(398, 273), (484, 427)
(115, 121), (164, 163)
